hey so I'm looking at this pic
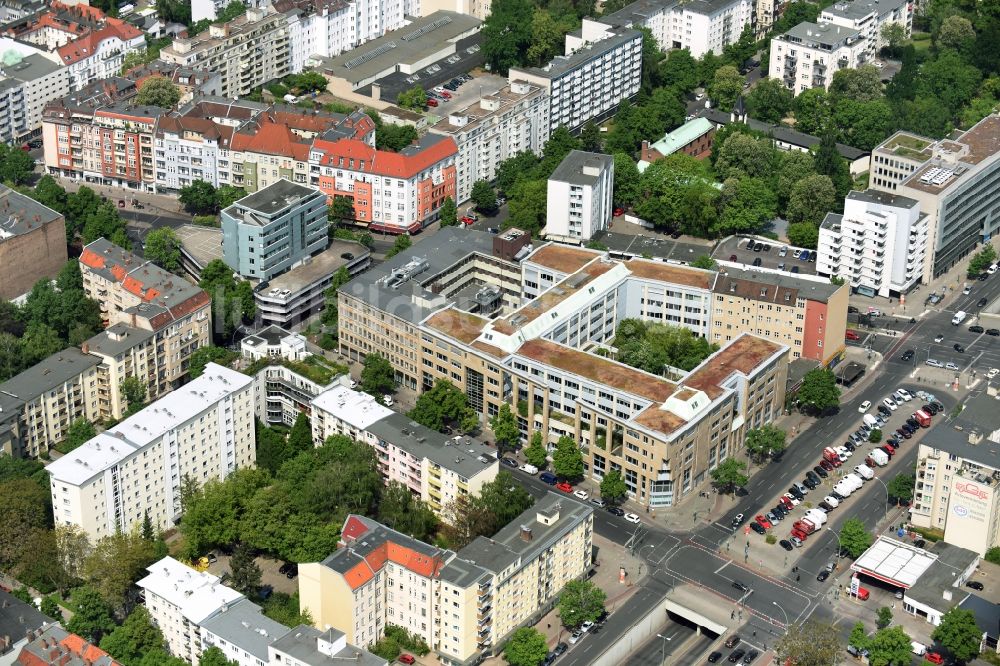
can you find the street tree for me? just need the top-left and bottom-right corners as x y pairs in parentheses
(867, 626), (912, 666)
(503, 627), (548, 666)
(229, 542), (262, 597)
(385, 234), (411, 259)
(409, 379), (477, 433)
(710, 458), (748, 493)
(786, 174), (837, 225)
(850, 621), (871, 651)
(179, 181), (219, 215)
(557, 580), (607, 629)
(439, 196), (457, 227)
(877, 606), (893, 629)
(360, 353), (395, 397)
(524, 431), (548, 469)
(968, 244), (997, 276)
(744, 424), (786, 462)
(887, 473), (915, 502)
(796, 368), (841, 414)
(786, 222), (820, 250)
(775, 620), (843, 666)
(600, 470), (628, 504)
(708, 65), (745, 110)
(135, 76), (181, 108)
(471, 179), (498, 215)
(0, 144), (36, 185)
(932, 608), (984, 664)
(328, 195), (355, 225)
(987, 547), (1000, 564)
(143, 227), (182, 272)
(839, 518), (874, 558)
(552, 435), (584, 481)
(880, 23), (907, 51)
(489, 403), (519, 453)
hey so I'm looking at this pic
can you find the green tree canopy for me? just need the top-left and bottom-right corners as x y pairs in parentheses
(135, 76), (181, 108)
(489, 403), (519, 452)
(524, 431), (548, 469)
(931, 608), (984, 663)
(360, 353), (395, 397)
(180, 181), (220, 215)
(797, 367), (841, 414)
(558, 580), (607, 629)
(710, 458), (748, 493)
(867, 626), (912, 666)
(66, 586), (116, 643)
(230, 542), (262, 597)
(552, 435), (584, 481)
(600, 469), (628, 504)
(829, 65), (883, 102)
(397, 86), (427, 111)
(99, 606), (166, 665)
(481, 0), (536, 74)
(198, 647), (238, 666)
(887, 473), (915, 502)
(503, 627), (549, 666)
(385, 234), (412, 259)
(709, 65), (745, 110)
(839, 517), (874, 558)
(61, 418), (97, 453)
(143, 227), (182, 272)
(746, 78), (793, 123)
(471, 180), (498, 214)
(744, 424), (786, 462)
(714, 132), (778, 181)
(409, 379), (478, 433)
(787, 222), (820, 250)
(439, 196), (457, 227)
(775, 620), (844, 666)
(287, 411), (313, 454)
(188, 346), (237, 378)
(787, 174), (837, 225)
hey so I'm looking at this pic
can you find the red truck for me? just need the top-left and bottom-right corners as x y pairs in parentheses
(822, 447), (843, 467)
(793, 519), (819, 535)
(913, 409), (932, 428)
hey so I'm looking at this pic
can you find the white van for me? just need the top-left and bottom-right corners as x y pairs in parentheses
(952, 311), (967, 325)
(863, 414), (879, 428)
(911, 642), (927, 656)
(520, 463), (538, 475)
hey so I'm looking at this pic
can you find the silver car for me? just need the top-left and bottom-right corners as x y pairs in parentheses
(926, 359), (944, 368)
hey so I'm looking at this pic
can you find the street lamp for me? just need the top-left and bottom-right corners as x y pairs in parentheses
(827, 526), (843, 559)
(872, 476), (891, 509)
(656, 634), (673, 665)
(772, 601), (789, 630)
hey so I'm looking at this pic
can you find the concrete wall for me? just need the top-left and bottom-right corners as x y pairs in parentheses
(0, 215), (67, 300)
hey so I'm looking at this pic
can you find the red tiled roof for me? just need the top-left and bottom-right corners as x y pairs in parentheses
(230, 120), (311, 161)
(342, 515), (370, 540)
(57, 18), (141, 65)
(312, 136), (457, 179)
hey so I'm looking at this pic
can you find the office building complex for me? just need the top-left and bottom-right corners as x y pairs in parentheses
(869, 115), (1000, 281)
(428, 81), (549, 204)
(338, 230), (795, 509)
(819, 0), (912, 60)
(0, 184), (67, 300)
(509, 19), (642, 133)
(818, 190), (928, 298)
(910, 388), (1000, 556)
(768, 21), (868, 96)
(79, 238), (211, 395)
(545, 150), (614, 243)
(222, 180), (328, 281)
(159, 7), (291, 99)
(299, 493), (593, 663)
(311, 385), (499, 514)
(46, 363), (255, 540)
(598, 0), (753, 59)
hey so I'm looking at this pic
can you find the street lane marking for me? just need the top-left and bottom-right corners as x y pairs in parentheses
(714, 561), (731, 574)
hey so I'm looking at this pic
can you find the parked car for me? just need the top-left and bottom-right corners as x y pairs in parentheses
(966, 580), (985, 590)
(901, 349), (915, 361)
(779, 539), (793, 551)
(606, 506), (625, 517)
(750, 523), (766, 534)
(728, 649), (746, 663)
(556, 481), (572, 492)
(399, 655), (416, 665)
(708, 652), (724, 663)
(725, 636), (741, 648)
(624, 513), (641, 524)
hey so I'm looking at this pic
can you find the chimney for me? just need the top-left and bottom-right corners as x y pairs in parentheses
(81, 342), (89, 353)
(519, 525), (533, 542)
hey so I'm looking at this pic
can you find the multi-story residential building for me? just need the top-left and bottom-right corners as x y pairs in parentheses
(869, 115), (1000, 282)
(268, 625), (388, 666)
(818, 190), (928, 298)
(545, 150), (614, 243)
(221, 180), (328, 281)
(42, 97), (164, 191)
(123, 60), (223, 106)
(241, 324), (310, 362)
(3, 2), (143, 91)
(427, 81), (549, 204)
(598, 0), (753, 58)
(251, 360), (343, 427)
(0, 184), (67, 300)
(79, 238), (212, 395)
(138, 557), (245, 664)
(0, 348), (99, 459)
(509, 18), (642, 133)
(0, 54), (68, 143)
(46, 362), (255, 540)
(820, 0), (912, 61)
(311, 386), (499, 514)
(81, 323), (158, 421)
(310, 133), (458, 234)
(200, 600), (299, 666)
(768, 21), (868, 96)
(710, 265), (848, 364)
(159, 7), (291, 99)
(910, 387), (1000, 556)
(339, 232), (794, 507)
(300, 493), (592, 663)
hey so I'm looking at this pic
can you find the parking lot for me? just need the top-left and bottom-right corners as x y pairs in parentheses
(712, 236), (818, 275)
(356, 35), (486, 104)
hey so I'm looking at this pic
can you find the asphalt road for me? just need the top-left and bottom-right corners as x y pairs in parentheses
(627, 618), (701, 666)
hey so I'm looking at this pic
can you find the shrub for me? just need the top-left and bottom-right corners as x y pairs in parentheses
(766, 534), (777, 545)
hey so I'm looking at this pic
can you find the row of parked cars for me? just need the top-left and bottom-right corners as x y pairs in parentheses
(707, 635), (759, 664)
(424, 75), (472, 107)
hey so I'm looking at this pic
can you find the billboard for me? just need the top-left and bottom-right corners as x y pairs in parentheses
(944, 478), (998, 556)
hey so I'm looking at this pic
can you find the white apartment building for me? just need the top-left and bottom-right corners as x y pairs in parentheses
(598, 0), (752, 59)
(0, 53), (68, 142)
(818, 190), (928, 298)
(545, 150), (614, 243)
(427, 81), (549, 204)
(251, 361), (341, 427)
(311, 386), (499, 515)
(60, 21), (144, 92)
(138, 557), (245, 664)
(300, 495), (592, 664)
(769, 21), (868, 96)
(509, 18), (642, 133)
(159, 7), (292, 99)
(820, 0), (912, 61)
(869, 115), (1000, 281)
(46, 363), (255, 541)
(910, 388), (1000, 556)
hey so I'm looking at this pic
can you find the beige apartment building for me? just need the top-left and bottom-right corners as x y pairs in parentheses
(83, 323), (158, 422)
(299, 492), (592, 664)
(80, 237), (211, 396)
(47, 363), (255, 540)
(338, 230), (795, 509)
(910, 387), (1000, 556)
(159, 7), (291, 99)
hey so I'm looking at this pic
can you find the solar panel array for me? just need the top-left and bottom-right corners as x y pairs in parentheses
(919, 167), (955, 186)
(344, 41), (397, 70)
(401, 16), (453, 41)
